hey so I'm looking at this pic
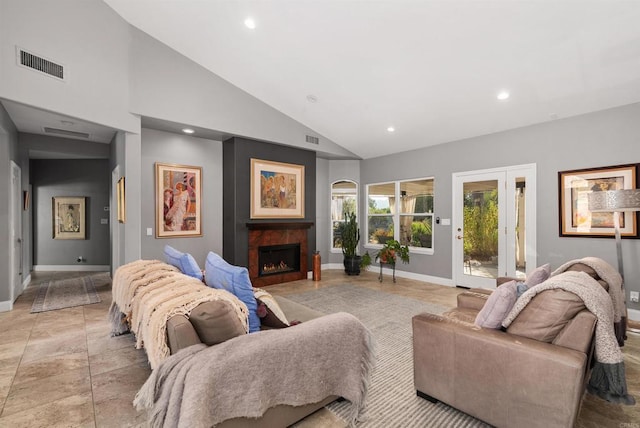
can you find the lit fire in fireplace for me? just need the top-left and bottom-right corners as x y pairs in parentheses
(262, 261), (291, 274)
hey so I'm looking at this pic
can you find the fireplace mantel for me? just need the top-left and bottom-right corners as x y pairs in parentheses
(247, 222), (314, 286)
(246, 222), (314, 230)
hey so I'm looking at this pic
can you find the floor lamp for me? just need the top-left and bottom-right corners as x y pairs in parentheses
(588, 189), (640, 279)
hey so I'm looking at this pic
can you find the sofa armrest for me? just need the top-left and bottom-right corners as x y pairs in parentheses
(456, 290), (489, 311)
(552, 309), (597, 354)
(412, 313), (587, 428)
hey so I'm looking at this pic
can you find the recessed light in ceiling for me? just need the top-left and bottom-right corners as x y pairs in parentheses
(306, 94), (318, 103)
(182, 128), (195, 134)
(387, 126), (395, 133)
(497, 91), (510, 101)
(244, 17), (256, 29)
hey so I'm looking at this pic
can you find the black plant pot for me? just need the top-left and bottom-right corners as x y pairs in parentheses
(343, 255), (362, 276)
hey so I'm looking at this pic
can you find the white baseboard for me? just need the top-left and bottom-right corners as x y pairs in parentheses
(34, 265), (110, 272)
(320, 264), (454, 287)
(21, 274), (31, 291)
(628, 308), (640, 322)
(0, 300), (12, 312)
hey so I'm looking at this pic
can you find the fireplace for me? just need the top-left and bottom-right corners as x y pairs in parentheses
(258, 244), (300, 277)
(247, 222), (313, 287)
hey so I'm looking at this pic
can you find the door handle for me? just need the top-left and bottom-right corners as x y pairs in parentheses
(456, 235), (463, 240)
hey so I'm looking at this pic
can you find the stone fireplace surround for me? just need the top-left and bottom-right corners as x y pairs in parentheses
(247, 222), (313, 287)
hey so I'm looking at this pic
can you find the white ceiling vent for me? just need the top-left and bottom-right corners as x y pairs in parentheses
(305, 135), (319, 145)
(16, 47), (65, 81)
(43, 127), (90, 139)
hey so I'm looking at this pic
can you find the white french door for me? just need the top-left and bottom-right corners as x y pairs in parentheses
(453, 164), (536, 289)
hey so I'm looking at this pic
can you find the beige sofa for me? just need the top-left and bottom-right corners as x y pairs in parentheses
(165, 294), (337, 428)
(111, 260), (347, 428)
(412, 286), (598, 428)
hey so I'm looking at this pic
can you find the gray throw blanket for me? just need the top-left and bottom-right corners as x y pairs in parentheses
(503, 271), (635, 405)
(134, 312), (376, 427)
(552, 256), (627, 345)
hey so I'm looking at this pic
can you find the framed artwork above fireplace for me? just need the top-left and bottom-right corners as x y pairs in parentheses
(250, 158), (305, 219)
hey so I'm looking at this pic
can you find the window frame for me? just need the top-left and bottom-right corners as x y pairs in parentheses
(365, 177), (435, 255)
(330, 179), (358, 253)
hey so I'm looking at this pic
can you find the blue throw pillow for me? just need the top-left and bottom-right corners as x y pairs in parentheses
(163, 245), (203, 281)
(204, 252), (260, 333)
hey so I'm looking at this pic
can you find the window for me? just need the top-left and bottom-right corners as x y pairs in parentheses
(331, 180), (358, 250)
(366, 178), (434, 252)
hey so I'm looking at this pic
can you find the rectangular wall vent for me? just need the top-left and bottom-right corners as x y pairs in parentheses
(305, 135), (319, 145)
(17, 47), (65, 81)
(43, 127), (90, 139)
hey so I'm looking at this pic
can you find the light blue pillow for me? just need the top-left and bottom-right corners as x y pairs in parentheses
(163, 245), (203, 281)
(204, 252), (260, 333)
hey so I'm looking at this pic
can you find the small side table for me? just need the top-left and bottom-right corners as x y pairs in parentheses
(378, 261), (396, 283)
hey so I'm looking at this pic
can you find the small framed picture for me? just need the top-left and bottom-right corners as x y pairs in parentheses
(53, 196), (86, 240)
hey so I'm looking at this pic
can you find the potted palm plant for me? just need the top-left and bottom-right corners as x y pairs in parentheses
(339, 212), (363, 275)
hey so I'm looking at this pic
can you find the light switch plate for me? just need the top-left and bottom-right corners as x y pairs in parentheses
(441, 218), (451, 226)
(146, 228), (153, 236)
(631, 291), (639, 303)
(100, 218), (108, 224)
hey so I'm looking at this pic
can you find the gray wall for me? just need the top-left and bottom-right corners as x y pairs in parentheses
(360, 102), (640, 310)
(140, 128), (223, 265)
(31, 159), (110, 266)
(325, 159), (361, 265)
(0, 102), (20, 303)
(222, 137), (317, 268)
(129, 27), (357, 160)
(0, 0), (138, 132)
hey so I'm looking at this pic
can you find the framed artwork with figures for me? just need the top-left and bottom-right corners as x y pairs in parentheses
(250, 158), (305, 219)
(52, 196), (86, 240)
(155, 163), (202, 238)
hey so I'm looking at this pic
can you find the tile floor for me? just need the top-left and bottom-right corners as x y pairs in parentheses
(0, 269), (638, 427)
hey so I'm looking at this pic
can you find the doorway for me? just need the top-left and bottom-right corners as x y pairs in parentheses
(452, 164), (536, 289)
(10, 161), (23, 303)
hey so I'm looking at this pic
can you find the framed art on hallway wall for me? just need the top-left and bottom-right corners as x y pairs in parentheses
(52, 196), (86, 240)
(250, 158), (305, 219)
(558, 163), (638, 237)
(155, 163), (202, 238)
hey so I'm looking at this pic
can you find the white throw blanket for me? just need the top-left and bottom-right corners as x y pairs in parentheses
(134, 312), (376, 427)
(109, 260), (249, 369)
(503, 271), (635, 405)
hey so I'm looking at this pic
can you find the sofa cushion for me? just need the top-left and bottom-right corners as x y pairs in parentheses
(189, 300), (248, 345)
(163, 245), (203, 281)
(204, 252), (260, 333)
(506, 289), (586, 343)
(523, 263), (550, 288)
(474, 280), (518, 329)
(254, 288), (289, 329)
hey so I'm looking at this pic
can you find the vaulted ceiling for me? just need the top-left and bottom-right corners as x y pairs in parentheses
(104, 0), (640, 159)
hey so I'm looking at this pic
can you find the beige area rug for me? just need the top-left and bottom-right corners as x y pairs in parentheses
(287, 284), (490, 428)
(31, 273), (105, 313)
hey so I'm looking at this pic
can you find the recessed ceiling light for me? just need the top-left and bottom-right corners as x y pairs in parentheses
(306, 94), (318, 103)
(497, 91), (510, 101)
(182, 128), (195, 134)
(387, 126), (395, 133)
(244, 17), (256, 29)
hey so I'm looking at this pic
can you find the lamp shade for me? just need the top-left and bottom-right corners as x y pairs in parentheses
(588, 189), (640, 212)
